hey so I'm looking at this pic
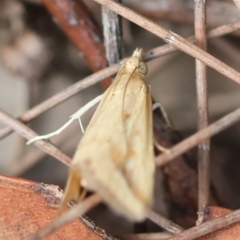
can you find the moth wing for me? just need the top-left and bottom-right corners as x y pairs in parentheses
(71, 69), (154, 221)
(62, 51), (155, 221)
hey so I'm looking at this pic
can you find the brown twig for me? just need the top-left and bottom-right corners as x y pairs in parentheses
(80, 216), (120, 240)
(207, 21), (240, 38)
(102, 0), (125, 66)
(25, 194), (102, 240)
(10, 124), (81, 176)
(148, 210), (183, 234)
(93, 0), (240, 84)
(168, 208), (240, 240)
(1, 19), (240, 142)
(155, 106), (240, 167)
(25, 205), (179, 240)
(42, 0), (111, 87)
(145, 20), (240, 61)
(194, 0), (210, 215)
(1, 20), (240, 139)
(0, 108), (71, 166)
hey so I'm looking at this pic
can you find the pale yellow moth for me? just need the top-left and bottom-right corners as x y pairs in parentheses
(61, 48), (155, 221)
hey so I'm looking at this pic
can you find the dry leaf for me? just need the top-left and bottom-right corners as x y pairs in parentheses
(0, 174), (103, 240)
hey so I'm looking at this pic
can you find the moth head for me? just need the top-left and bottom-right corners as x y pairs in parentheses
(131, 48), (148, 75)
(132, 48), (143, 59)
(126, 48), (147, 74)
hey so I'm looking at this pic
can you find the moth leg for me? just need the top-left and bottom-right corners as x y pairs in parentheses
(153, 102), (174, 129)
(153, 102), (173, 154)
(154, 139), (171, 154)
(69, 94), (103, 121)
(58, 167), (86, 215)
(26, 94), (103, 145)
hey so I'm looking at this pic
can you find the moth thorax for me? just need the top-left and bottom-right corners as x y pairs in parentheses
(138, 61), (148, 75)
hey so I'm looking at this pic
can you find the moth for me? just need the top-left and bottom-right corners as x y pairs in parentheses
(60, 48), (155, 221)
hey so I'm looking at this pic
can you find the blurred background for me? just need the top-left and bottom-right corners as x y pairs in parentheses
(1, 0), (240, 235)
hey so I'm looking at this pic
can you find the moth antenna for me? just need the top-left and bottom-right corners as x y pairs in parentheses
(58, 167), (83, 215)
